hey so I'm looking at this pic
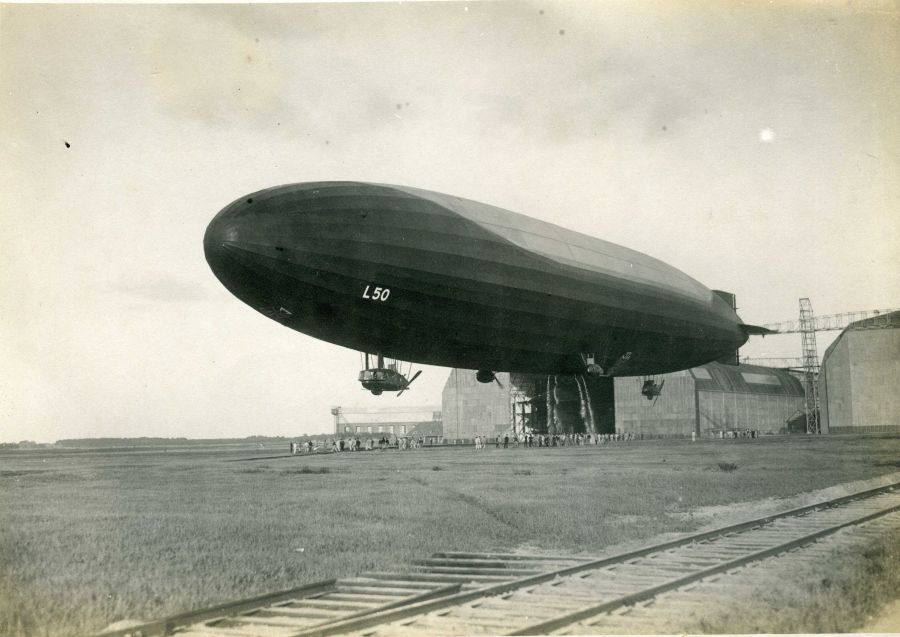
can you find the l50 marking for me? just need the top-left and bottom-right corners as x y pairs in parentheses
(362, 285), (391, 301)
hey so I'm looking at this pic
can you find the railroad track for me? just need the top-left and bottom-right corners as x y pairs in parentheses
(100, 481), (900, 637)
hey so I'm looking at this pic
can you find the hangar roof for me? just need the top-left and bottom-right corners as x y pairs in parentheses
(844, 310), (900, 331)
(690, 362), (804, 396)
(822, 310), (900, 364)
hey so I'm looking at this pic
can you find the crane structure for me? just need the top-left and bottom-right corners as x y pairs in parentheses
(798, 298), (821, 434)
(762, 308), (897, 334)
(744, 302), (896, 434)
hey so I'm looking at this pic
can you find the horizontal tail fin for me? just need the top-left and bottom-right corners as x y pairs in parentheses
(741, 323), (777, 336)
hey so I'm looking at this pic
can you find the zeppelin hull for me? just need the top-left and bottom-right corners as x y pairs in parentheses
(204, 182), (748, 376)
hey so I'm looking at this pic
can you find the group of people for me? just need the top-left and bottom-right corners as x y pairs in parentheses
(719, 429), (760, 439)
(396, 436), (426, 450)
(474, 431), (638, 449)
(290, 436), (429, 454)
(291, 429), (763, 455)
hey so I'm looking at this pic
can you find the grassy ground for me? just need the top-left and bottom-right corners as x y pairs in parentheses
(685, 524), (900, 633)
(1, 434), (899, 636)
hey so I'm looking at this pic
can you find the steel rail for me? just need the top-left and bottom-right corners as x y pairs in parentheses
(513, 499), (900, 635)
(95, 580), (337, 637)
(282, 481), (900, 637)
(95, 581), (459, 637)
(93, 480), (899, 637)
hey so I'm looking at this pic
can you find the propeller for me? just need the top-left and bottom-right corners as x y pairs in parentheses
(651, 379), (666, 407)
(475, 369), (504, 388)
(397, 370), (422, 397)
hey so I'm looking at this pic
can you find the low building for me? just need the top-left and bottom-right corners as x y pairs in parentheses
(336, 420), (435, 437)
(819, 311), (900, 433)
(332, 406), (442, 439)
(407, 420), (444, 444)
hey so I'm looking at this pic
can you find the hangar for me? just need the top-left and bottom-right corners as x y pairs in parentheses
(441, 370), (615, 442)
(614, 363), (804, 437)
(441, 363), (805, 441)
(819, 311), (900, 434)
(440, 307), (900, 440)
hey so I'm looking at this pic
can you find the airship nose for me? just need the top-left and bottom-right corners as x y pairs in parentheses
(203, 214), (228, 271)
(203, 200), (248, 287)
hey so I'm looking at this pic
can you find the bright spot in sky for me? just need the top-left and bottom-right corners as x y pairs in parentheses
(759, 128), (776, 143)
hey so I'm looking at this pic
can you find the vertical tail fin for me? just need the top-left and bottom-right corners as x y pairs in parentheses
(713, 290), (740, 364)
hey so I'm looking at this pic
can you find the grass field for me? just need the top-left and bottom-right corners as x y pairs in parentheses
(2, 434), (899, 636)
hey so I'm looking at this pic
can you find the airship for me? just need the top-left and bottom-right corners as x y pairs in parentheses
(204, 182), (768, 387)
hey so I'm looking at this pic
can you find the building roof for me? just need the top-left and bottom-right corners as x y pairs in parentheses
(822, 310), (900, 364)
(845, 310), (900, 331)
(689, 362), (804, 396)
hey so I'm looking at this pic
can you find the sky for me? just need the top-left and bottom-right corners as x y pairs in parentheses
(1, 1), (898, 443)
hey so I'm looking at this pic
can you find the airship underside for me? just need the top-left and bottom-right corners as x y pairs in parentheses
(204, 182), (751, 376)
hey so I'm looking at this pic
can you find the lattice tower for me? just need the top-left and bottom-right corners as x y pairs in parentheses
(799, 298), (820, 434)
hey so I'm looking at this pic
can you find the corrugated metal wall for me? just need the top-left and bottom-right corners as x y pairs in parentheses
(821, 327), (900, 432)
(441, 369), (510, 441)
(696, 390), (804, 434)
(615, 371), (696, 437)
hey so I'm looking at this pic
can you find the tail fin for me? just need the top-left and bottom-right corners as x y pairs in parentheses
(712, 289), (737, 309)
(741, 323), (777, 336)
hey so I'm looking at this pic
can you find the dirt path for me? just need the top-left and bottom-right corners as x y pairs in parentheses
(860, 598), (900, 632)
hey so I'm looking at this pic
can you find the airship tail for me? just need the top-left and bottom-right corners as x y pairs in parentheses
(715, 324), (775, 366)
(741, 323), (778, 336)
